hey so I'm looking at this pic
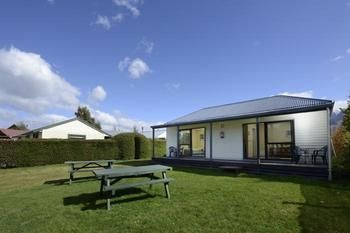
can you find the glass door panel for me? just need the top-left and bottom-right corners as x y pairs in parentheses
(179, 130), (191, 157)
(191, 128), (205, 156)
(243, 123), (265, 159)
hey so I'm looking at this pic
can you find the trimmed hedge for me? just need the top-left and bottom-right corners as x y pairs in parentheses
(0, 140), (119, 168)
(0, 133), (167, 168)
(113, 133), (136, 160)
(135, 134), (150, 159)
(152, 139), (166, 157)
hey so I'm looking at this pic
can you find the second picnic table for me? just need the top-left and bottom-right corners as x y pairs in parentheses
(65, 160), (116, 184)
(93, 165), (173, 210)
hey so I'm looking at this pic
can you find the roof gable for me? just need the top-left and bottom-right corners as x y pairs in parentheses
(21, 118), (111, 136)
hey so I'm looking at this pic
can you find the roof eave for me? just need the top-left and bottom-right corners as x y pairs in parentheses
(151, 104), (334, 129)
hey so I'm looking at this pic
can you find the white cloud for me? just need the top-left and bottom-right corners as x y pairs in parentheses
(347, 2), (350, 8)
(0, 47), (80, 114)
(118, 57), (151, 79)
(333, 100), (348, 113)
(47, 0), (55, 4)
(89, 86), (107, 102)
(331, 55), (344, 62)
(346, 48), (350, 54)
(91, 109), (159, 134)
(112, 13), (124, 23)
(166, 83), (181, 90)
(138, 39), (154, 54)
(128, 58), (151, 79)
(95, 15), (111, 30)
(118, 57), (131, 71)
(278, 90), (313, 98)
(113, 0), (142, 17)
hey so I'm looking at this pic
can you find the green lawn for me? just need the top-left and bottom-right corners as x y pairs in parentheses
(0, 162), (350, 233)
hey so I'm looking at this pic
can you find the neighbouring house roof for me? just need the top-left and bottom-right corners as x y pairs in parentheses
(19, 118), (111, 137)
(157, 131), (167, 139)
(0, 129), (28, 139)
(152, 95), (334, 128)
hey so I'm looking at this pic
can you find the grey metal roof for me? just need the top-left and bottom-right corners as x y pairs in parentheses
(152, 95), (334, 128)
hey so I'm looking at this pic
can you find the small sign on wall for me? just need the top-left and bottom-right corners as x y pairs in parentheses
(220, 131), (225, 139)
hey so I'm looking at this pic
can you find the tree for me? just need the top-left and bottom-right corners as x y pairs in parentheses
(75, 106), (101, 130)
(342, 96), (350, 132)
(8, 122), (28, 130)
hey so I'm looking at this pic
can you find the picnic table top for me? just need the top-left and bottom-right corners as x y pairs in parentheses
(93, 165), (172, 178)
(64, 160), (116, 164)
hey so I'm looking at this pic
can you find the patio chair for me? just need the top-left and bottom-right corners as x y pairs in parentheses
(312, 146), (328, 165)
(168, 146), (178, 158)
(291, 146), (303, 164)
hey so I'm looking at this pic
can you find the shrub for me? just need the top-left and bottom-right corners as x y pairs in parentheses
(135, 133), (150, 159)
(0, 139), (119, 168)
(150, 139), (166, 157)
(332, 127), (350, 178)
(113, 133), (135, 160)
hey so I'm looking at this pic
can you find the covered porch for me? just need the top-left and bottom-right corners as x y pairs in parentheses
(152, 156), (329, 179)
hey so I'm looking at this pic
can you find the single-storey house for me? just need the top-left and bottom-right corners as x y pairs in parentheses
(151, 95), (334, 179)
(18, 118), (111, 140)
(0, 128), (28, 139)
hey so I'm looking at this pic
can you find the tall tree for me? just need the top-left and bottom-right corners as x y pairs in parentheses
(75, 106), (101, 130)
(8, 122), (28, 130)
(342, 96), (350, 132)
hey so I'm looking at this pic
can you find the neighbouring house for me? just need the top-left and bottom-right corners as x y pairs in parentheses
(151, 95), (334, 179)
(0, 128), (28, 139)
(157, 131), (167, 139)
(17, 118), (111, 140)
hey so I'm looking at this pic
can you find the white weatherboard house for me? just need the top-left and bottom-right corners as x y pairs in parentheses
(151, 95), (334, 179)
(19, 118), (111, 140)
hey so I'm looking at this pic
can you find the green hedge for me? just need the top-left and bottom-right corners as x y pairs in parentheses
(135, 134), (150, 159)
(152, 139), (166, 157)
(113, 133), (136, 160)
(0, 140), (119, 168)
(0, 133), (167, 168)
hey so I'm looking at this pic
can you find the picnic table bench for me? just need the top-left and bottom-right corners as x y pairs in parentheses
(93, 165), (174, 210)
(65, 160), (116, 184)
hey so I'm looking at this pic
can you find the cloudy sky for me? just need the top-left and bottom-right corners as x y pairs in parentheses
(0, 0), (349, 133)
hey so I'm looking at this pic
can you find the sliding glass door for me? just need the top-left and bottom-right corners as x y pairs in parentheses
(243, 123), (265, 159)
(243, 121), (294, 160)
(179, 128), (205, 157)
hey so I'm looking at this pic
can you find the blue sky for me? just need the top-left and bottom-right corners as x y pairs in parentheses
(0, 0), (349, 132)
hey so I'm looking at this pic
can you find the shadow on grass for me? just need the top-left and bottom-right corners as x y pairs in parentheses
(172, 166), (240, 178)
(116, 160), (156, 166)
(63, 188), (157, 211)
(294, 183), (350, 233)
(44, 176), (96, 186)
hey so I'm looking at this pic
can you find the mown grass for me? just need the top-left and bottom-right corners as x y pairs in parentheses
(0, 162), (349, 233)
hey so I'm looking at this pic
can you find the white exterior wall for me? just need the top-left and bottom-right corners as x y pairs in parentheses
(165, 110), (328, 160)
(41, 120), (108, 140)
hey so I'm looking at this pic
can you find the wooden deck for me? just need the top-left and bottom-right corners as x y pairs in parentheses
(152, 157), (329, 179)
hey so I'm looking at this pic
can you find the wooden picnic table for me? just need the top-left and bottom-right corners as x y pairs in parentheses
(65, 160), (116, 184)
(94, 165), (173, 210)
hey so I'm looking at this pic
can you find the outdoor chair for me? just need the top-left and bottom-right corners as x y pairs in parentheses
(168, 146), (178, 157)
(291, 146), (303, 164)
(312, 146), (328, 165)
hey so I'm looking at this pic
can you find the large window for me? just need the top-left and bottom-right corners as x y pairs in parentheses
(243, 120), (294, 160)
(266, 121), (293, 159)
(178, 128), (205, 157)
